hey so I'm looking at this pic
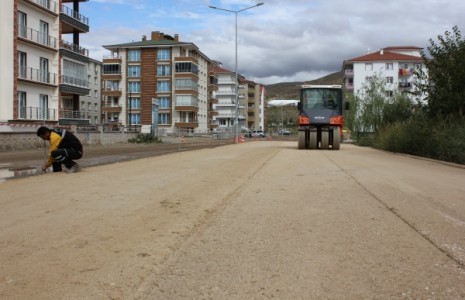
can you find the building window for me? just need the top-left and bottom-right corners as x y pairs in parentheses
(129, 113), (140, 125)
(386, 63), (393, 70)
(159, 113), (170, 124)
(157, 65), (171, 76)
(17, 51), (27, 78)
(157, 81), (170, 92)
(219, 119), (226, 126)
(63, 59), (87, 87)
(128, 81), (140, 93)
(129, 97), (141, 109)
(385, 90), (394, 97)
(175, 78), (198, 90)
(128, 65), (141, 77)
(158, 97), (170, 109)
(157, 49), (170, 61)
(105, 80), (119, 91)
(386, 77), (394, 84)
(18, 11), (27, 38)
(39, 94), (48, 120)
(94, 103), (98, 111)
(128, 49), (141, 62)
(103, 64), (120, 74)
(176, 95), (198, 107)
(365, 63), (373, 71)
(18, 91), (27, 118)
(175, 62), (199, 74)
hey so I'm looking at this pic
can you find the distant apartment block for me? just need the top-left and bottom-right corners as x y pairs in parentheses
(80, 59), (102, 125)
(0, 0), (94, 132)
(342, 46), (427, 103)
(239, 78), (265, 131)
(211, 64), (265, 132)
(102, 31), (216, 134)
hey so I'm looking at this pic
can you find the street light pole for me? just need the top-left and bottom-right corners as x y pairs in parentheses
(129, 88), (132, 131)
(209, 2), (264, 143)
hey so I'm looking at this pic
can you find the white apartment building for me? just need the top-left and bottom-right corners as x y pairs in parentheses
(0, 0), (93, 132)
(211, 66), (241, 132)
(1, 0), (60, 132)
(343, 46), (427, 103)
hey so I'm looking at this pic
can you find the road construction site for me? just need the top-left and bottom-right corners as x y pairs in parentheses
(1, 141), (465, 299)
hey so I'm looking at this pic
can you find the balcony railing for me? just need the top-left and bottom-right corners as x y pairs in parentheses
(344, 69), (354, 76)
(61, 75), (89, 88)
(60, 5), (89, 26)
(18, 107), (57, 120)
(175, 98), (198, 107)
(399, 82), (412, 88)
(18, 25), (58, 49)
(60, 109), (91, 120)
(18, 66), (57, 85)
(103, 54), (122, 60)
(60, 40), (89, 57)
(25, 0), (59, 14)
(399, 68), (412, 76)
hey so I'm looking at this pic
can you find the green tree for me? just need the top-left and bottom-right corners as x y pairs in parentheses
(349, 74), (387, 135)
(414, 26), (465, 118)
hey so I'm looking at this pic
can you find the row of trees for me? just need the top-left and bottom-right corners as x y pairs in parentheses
(346, 26), (465, 164)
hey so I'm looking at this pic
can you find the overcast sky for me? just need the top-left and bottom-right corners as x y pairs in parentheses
(78, 0), (465, 85)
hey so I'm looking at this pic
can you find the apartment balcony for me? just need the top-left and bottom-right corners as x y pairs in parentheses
(18, 107), (58, 121)
(399, 82), (412, 88)
(58, 109), (91, 125)
(215, 90), (236, 96)
(208, 110), (219, 116)
(101, 105), (122, 113)
(102, 72), (121, 81)
(174, 55), (199, 64)
(17, 66), (58, 86)
(60, 5), (89, 33)
(174, 117), (198, 128)
(399, 68), (412, 77)
(209, 96), (219, 104)
(18, 25), (58, 50)
(344, 69), (354, 77)
(103, 55), (122, 64)
(344, 83), (354, 90)
(60, 75), (89, 95)
(60, 40), (89, 58)
(24, 0), (59, 15)
(215, 101), (235, 107)
(101, 87), (122, 96)
(175, 98), (199, 112)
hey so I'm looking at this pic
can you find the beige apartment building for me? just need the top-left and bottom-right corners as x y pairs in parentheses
(0, 0), (94, 133)
(102, 31), (218, 134)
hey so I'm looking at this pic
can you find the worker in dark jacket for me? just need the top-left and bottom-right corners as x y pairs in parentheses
(37, 126), (83, 173)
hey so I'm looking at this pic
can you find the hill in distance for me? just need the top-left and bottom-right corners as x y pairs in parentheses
(265, 71), (343, 100)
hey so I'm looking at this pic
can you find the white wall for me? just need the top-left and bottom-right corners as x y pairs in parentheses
(0, 0), (15, 122)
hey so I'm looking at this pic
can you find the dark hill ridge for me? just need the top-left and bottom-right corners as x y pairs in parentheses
(265, 71), (343, 100)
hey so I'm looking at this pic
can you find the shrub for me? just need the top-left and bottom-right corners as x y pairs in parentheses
(128, 134), (162, 144)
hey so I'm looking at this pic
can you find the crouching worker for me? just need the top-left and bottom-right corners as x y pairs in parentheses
(37, 126), (83, 173)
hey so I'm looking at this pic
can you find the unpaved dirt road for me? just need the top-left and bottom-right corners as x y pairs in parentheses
(1, 142), (465, 299)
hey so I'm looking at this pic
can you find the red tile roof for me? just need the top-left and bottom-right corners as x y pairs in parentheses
(211, 66), (233, 73)
(348, 50), (423, 62)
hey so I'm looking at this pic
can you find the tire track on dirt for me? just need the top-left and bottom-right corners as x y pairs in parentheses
(325, 153), (465, 269)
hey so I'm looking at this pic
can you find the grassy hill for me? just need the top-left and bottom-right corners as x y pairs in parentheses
(265, 71), (343, 100)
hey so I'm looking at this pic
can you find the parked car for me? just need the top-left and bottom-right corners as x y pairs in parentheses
(251, 130), (266, 138)
(278, 129), (291, 135)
